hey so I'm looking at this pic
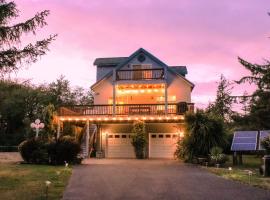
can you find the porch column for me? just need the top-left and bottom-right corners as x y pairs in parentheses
(57, 119), (61, 139)
(165, 82), (168, 114)
(86, 120), (90, 157)
(164, 67), (168, 114)
(113, 69), (116, 115)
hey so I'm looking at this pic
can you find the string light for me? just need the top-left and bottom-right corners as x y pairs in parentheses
(58, 115), (185, 121)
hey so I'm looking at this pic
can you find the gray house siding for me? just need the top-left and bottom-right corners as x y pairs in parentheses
(96, 66), (115, 82)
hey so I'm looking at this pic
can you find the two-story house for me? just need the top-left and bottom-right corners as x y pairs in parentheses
(58, 48), (194, 159)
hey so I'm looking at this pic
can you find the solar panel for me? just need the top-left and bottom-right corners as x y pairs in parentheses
(231, 131), (258, 151)
(258, 130), (270, 150)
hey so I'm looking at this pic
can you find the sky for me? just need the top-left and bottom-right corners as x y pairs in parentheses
(12, 0), (270, 108)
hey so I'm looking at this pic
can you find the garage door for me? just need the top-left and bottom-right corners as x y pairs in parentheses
(149, 133), (178, 158)
(107, 133), (135, 158)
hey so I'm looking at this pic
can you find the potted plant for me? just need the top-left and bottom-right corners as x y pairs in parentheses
(261, 136), (270, 177)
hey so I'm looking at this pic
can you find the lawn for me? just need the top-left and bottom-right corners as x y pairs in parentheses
(0, 162), (72, 200)
(206, 155), (270, 190)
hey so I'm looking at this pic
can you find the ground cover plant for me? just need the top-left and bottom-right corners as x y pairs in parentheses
(206, 155), (270, 190)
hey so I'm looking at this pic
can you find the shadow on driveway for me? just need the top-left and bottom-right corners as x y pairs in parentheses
(63, 159), (270, 200)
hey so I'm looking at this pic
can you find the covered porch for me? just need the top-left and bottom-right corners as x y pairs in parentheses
(56, 115), (185, 159)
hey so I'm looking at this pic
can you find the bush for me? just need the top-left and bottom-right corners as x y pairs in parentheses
(131, 121), (147, 159)
(18, 138), (48, 164)
(19, 136), (81, 165)
(175, 111), (228, 162)
(261, 136), (270, 155)
(209, 146), (228, 165)
(47, 136), (81, 165)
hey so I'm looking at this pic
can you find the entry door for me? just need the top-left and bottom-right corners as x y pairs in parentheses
(107, 133), (135, 158)
(149, 133), (178, 158)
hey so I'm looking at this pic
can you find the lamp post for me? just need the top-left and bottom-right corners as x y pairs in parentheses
(30, 119), (45, 139)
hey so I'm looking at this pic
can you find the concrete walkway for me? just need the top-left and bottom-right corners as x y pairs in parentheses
(63, 159), (270, 200)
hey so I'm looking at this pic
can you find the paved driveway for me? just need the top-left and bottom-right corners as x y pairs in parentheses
(63, 159), (270, 200)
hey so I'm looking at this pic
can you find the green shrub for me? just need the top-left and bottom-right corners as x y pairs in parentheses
(131, 121), (147, 159)
(175, 111), (228, 162)
(18, 138), (48, 164)
(47, 136), (81, 165)
(209, 146), (228, 165)
(261, 136), (270, 154)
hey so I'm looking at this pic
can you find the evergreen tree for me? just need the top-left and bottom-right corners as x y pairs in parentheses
(0, 0), (56, 74)
(236, 57), (270, 129)
(207, 74), (233, 122)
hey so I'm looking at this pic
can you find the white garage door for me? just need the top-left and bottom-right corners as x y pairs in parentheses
(107, 133), (135, 158)
(149, 133), (178, 158)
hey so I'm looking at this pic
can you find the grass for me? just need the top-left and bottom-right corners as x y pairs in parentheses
(206, 155), (270, 190)
(0, 163), (72, 200)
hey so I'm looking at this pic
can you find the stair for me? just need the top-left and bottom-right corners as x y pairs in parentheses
(80, 124), (97, 158)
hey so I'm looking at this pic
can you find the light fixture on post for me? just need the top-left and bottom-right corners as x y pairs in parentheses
(30, 119), (45, 139)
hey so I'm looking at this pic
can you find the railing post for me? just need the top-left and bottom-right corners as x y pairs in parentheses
(57, 119), (61, 139)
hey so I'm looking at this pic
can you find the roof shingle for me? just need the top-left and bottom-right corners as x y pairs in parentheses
(93, 57), (128, 66)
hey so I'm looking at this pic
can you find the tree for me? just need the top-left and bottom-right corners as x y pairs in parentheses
(0, 0), (56, 74)
(46, 75), (76, 107)
(47, 76), (94, 108)
(207, 74), (233, 122)
(236, 57), (270, 129)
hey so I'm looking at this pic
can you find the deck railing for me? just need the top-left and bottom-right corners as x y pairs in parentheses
(59, 102), (194, 116)
(116, 68), (164, 81)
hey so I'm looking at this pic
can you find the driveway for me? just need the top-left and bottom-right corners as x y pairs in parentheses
(63, 159), (270, 200)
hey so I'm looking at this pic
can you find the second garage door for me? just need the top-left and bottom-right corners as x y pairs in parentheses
(107, 133), (135, 158)
(149, 133), (178, 158)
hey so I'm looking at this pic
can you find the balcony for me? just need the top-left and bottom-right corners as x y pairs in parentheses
(59, 102), (194, 116)
(116, 68), (164, 81)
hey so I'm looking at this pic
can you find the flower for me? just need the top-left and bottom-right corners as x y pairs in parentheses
(45, 180), (51, 187)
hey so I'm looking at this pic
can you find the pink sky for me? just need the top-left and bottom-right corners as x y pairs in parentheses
(13, 0), (270, 108)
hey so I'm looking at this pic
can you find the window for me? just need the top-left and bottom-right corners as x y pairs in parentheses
(115, 135), (120, 138)
(122, 135), (127, 138)
(165, 134), (171, 138)
(108, 135), (113, 138)
(151, 134), (157, 138)
(132, 64), (152, 79)
(172, 134), (178, 138)
(158, 134), (164, 138)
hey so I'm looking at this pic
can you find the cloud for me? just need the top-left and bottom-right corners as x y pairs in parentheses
(13, 0), (270, 108)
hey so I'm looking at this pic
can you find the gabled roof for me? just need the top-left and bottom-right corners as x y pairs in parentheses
(169, 66), (187, 76)
(94, 57), (128, 66)
(91, 48), (194, 89)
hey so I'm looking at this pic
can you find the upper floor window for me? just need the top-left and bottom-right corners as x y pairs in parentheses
(132, 64), (152, 80)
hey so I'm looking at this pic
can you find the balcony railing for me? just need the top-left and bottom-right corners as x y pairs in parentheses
(59, 102), (194, 116)
(116, 68), (164, 81)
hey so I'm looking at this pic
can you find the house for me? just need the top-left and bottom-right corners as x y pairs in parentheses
(58, 48), (194, 158)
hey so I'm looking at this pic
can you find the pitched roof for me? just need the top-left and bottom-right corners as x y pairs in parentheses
(169, 66), (188, 76)
(93, 57), (128, 66)
(91, 48), (194, 89)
